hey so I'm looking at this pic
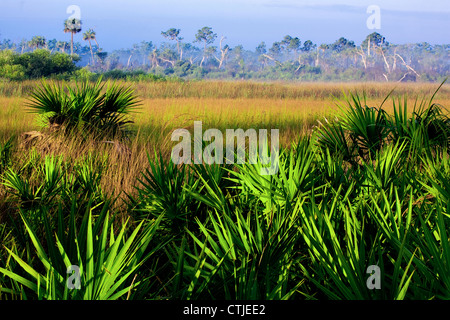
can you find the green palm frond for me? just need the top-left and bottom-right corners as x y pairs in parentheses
(26, 78), (141, 136)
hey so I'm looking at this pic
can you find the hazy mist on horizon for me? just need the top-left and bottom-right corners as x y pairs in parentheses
(1, 0), (449, 51)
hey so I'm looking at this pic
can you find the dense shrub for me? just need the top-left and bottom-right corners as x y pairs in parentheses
(0, 49), (78, 80)
(0, 50), (26, 80)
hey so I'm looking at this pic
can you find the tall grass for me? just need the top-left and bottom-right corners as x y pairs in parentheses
(1, 80), (449, 148)
(1, 78), (450, 99)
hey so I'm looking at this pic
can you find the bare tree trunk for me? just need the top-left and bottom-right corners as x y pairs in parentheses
(216, 36), (229, 69)
(71, 32), (74, 56)
(315, 47), (319, 67)
(378, 47), (391, 74)
(262, 54), (282, 66)
(398, 73), (408, 82)
(161, 58), (175, 67)
(396, 53), (420, 78)
(392, 49), (397, 71)
(127, 54), (133, 69)
(295, 54), (303, 72)
(189, 56), (198, 65)
(200, 41), (207, 67)
(151, 50), (160, 68)
(176, 39), (180, 60)
(357, 48), (367, 69)
(88, 40), (94, 65)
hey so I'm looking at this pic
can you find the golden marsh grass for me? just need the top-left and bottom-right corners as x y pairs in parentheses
(0, 80), (449, 215)
(2, 80), (449, 147)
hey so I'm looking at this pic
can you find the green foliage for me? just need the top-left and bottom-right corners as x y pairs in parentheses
(15, 49), (78, 79)
(315, 81), (449, 165)
(0, 49), (77, 80)
(26, 78), (140, 135)
(0, 204), (164, 300)
(1, 153), (108, 216)
(1, 30), (448, 81)
(331, 37), (356, 52)
(388, 83), (450, 158)
(0, 136), (14, 174)
(337, 91), (390, 157)
(101, 69), (168, 82)
(0, 50), (26, 80)
(1, 85), (449, 300)
(130, 151), (200, 232)
(72, 66), (96, 81)
(194, 27), (217, 48)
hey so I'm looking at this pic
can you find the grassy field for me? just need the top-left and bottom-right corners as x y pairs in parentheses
(2, 79), (449, 98)
(0, 79), (449, 301)
(1, 80), (449, 146)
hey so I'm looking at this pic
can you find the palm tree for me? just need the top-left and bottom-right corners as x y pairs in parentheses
(28, 36), (46, 51)
(92, 31), (100, 49)
(83, 29), (97, 65)
(64, 18), (82, 57)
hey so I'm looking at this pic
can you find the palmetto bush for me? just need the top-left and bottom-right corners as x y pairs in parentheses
(0, 204), (164, 300)
(26, 78), (140, 137)
(388, 96), (449, 163)
(315, 80), (449, 165)
(2, 153), (108, 215)
(336, 91), (390, 158)
(129, 151), (201, 233)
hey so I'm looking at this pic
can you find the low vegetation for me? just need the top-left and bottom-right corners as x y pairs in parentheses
(0, 79), (449, 300)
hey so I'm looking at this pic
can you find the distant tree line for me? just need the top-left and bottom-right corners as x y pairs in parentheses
(0, 24), (449, 82)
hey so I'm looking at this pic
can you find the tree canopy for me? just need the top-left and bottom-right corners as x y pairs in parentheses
(0, 27), (448, 82)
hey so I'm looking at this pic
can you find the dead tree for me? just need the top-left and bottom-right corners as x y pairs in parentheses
(214, 36), (229, 69)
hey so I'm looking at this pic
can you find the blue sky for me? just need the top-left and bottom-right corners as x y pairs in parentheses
(0, 0), (449, 51)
